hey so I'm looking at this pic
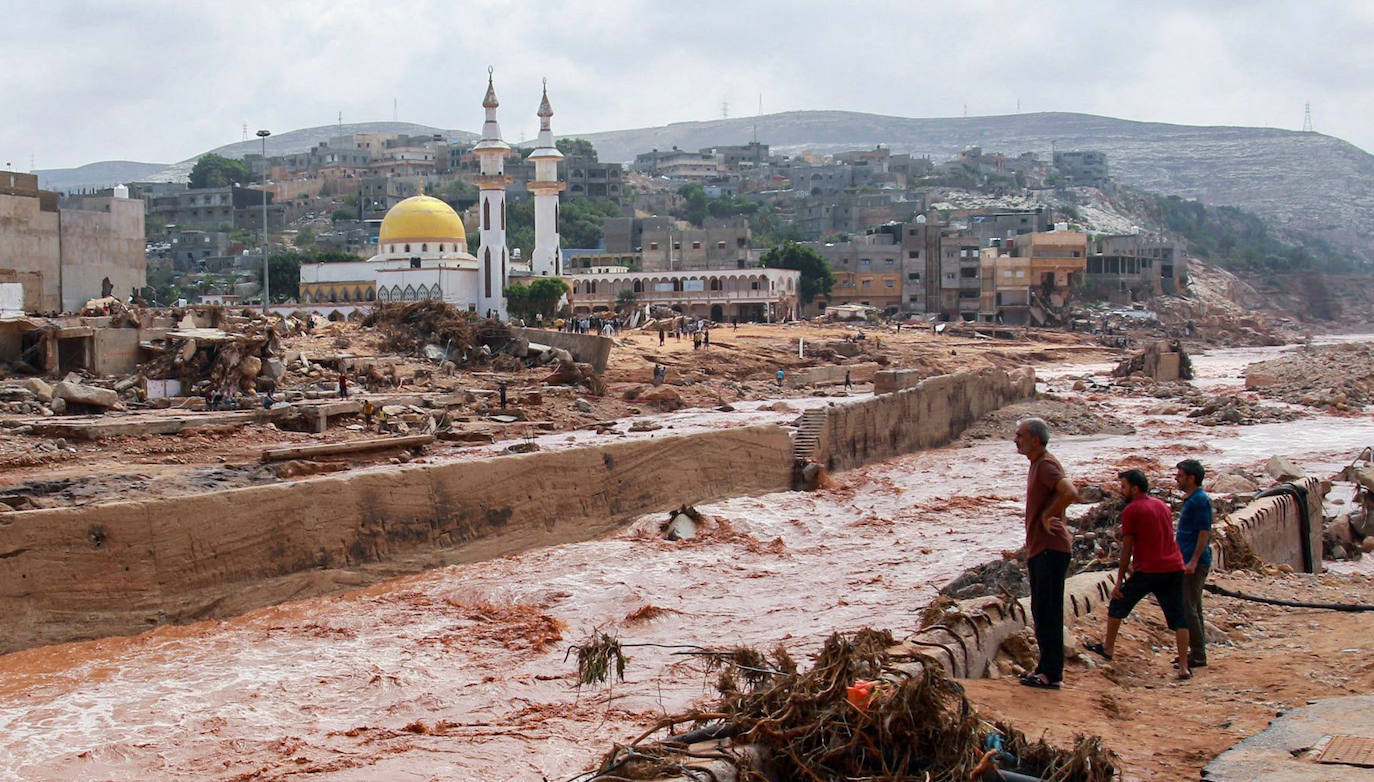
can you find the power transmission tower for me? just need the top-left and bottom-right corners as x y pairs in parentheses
(242, 123), (248, 141)
(721, 98), (729, 119)
(1302, 102), (1313, 132)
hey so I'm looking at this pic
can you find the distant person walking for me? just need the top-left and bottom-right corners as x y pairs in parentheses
(1085, 469), (1194, 680)
(703, 329), (710, 349)
(844, 370), (853, 390)
(1175, 459), (1213, 669)
(1015, 417), (1079, 690)
(776, 368), (785, 388)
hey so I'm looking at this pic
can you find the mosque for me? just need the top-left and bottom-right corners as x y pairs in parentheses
(298, 70), (564, 318)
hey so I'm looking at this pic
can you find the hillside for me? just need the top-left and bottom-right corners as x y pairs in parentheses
(35, 161), (168, 191)
(573, 111), (1374, 265)
(138, 122), (477, 184)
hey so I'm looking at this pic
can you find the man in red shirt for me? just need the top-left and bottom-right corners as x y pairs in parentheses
(1014, 417), (1079, 690)
(1084, 469), (1193, 680)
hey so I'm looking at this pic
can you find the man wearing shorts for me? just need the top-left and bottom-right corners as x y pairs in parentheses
(1085, 469), (1194, 680)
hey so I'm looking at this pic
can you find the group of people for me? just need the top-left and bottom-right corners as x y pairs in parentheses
(1015, 417), (1212, 689)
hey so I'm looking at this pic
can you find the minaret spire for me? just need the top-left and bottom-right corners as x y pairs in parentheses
(528, 77), (566, 277)
(473, 66), (513, 319)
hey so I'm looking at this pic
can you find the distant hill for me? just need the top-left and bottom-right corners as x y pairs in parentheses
(35, 161), (168, 191)
(137, 121), (480, 184)
(572, 111), (1374, 264)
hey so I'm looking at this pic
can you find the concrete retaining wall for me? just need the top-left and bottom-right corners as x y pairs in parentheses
(509, 326), (613, 373)
(0, 424), (793, 653)
(815, 367), (1037, 472)
(1213, 477), (1324, 574)
(872, 368), (927, 394)
(783, 362), (879, 389)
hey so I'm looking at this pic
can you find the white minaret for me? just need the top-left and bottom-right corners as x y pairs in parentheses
(528, 79), (565, 277)
(473, 67), (512, 319)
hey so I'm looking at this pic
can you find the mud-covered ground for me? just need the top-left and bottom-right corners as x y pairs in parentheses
(1, 340), (1373, 779)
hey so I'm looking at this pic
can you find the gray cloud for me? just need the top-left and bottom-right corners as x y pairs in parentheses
(2, 0), (1369, 170)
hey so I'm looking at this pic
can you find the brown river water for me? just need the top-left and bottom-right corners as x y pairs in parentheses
(2, 340), (1372, 781)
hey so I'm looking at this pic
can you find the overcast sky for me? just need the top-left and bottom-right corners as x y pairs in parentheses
(3, 0), (1371, 170)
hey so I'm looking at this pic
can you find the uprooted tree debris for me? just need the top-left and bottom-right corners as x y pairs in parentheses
(572, 628), (1118, 782)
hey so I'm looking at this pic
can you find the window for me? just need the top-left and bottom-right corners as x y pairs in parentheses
(673, 242), (681, 250)
(861, 280), (871, 288)
(405, 244), (411, 252)
(649, 242), (659, 250)
(945, 272), (955, 280)
(692, 241), (701, 249)
(908, 250), (920, 259)
(885, 280), (894, 288)
(717, 241), (726, 249)
(860, 258), (871, 265)
(884, 259), (894, 265)
(907, 273), (920, 281)
(422, 244), (428, 252)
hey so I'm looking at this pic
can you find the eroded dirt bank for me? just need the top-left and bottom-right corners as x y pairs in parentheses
(0, 342), (1372, 779)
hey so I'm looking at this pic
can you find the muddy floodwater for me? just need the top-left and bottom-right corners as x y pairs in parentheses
(1, 340), (1372, 780)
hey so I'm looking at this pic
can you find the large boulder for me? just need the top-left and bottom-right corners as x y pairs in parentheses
(53, 381), (119, 409)
(637, 385), (683, 411)
(1208, 473), (1258, 494)
(261, 357), (286, 381)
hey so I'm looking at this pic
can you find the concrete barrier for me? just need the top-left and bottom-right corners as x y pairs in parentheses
(814, 367), (1037, 472)
(872, 368), (928, 394)
(783, 362), (879, 389)
(1212, 476), (1324, 574)
(0, 424), (793, 653)
(509, 326), (613, 372)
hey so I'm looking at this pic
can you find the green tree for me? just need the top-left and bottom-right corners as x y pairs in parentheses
(255, 250), (364, 302)
(760, 241), (836, 305)
(559, 198), (621, 249)
(331, 208), (356, 222)
(294, 227), (316, 248)
(556, 138), (598, 161)
(677, 183), (709, 226)
(505, 276), (570, 319)
(188, 153), (252, 189)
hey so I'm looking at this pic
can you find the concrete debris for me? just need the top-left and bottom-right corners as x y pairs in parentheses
(53, 381), (120, 410)
(1243, 342), (1374, 411)
(1112, 340), (1192, 381)
(22, 377), (52, 402)
(1209, 473), (1260, 494)
(1264, 455), (1304, 483)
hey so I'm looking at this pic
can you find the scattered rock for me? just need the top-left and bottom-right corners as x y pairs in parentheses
(1264, 455), (1304, 483)
(573, 398), (594, 414)
(53, 381), (119, 409)
(22, 377), (53, 402)
(1208, 473), (1259, 494)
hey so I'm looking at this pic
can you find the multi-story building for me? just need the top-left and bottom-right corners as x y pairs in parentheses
(143, 184), (282, 233)
(804, 234), (903, 314)
(1052, 150), (1109, 186)
(562, 156), (622, 202)
(637, 217), (753, 271)
(700, 142), (769, 171)
(0, 172), (146, 312)
(1087, 234), (1186, 300)
(938, 232), (987, 321)
(977, 228), (1089, 324)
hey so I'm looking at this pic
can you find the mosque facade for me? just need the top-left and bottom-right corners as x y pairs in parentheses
(299, 71), (561, 318)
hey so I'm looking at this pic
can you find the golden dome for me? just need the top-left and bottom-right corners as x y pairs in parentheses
(378, 195), (466, 244)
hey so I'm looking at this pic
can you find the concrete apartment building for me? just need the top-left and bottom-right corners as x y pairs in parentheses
(566, 266), (801, 323)
(1087, 234), (1186, 300)
(804, 234), (903, 314)
(634, 217), (753, 272)
(976, 228), (1089, 324)
(1052, 150), (1109, 186)
(142, 184), (283, 233)
(0, 172), (146, 312)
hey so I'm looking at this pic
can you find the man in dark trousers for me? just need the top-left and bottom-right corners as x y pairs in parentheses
(1085, 469), (1194, 680)
(1014, 417), (1078, 689)
(337, 373), (348, 399)
(1175, 459), (1212, 669)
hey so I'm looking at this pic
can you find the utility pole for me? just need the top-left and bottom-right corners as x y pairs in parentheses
(257, 129), (271, 313)
(1302, 102), (1313, 132)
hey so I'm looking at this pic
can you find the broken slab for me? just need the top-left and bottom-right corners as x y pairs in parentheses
(1203, 696), (1374, 781)
(53, 381), (119, 409)
(260, 434), (434, 462)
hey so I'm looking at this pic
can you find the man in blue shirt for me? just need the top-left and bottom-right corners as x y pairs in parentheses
(1175, 459), (1213, 668)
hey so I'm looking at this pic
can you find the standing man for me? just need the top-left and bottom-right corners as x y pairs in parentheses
(1015, 418), (1078, 690)
(844, 369), (853, 390)
(1176, 459), (1212, 669)
(1084, 469), (1194, 680)
(337, 372), (348, 400)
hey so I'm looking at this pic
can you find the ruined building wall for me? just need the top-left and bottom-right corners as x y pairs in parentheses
(508, 326), (614, 373)
(59, 197), (147, 312)
(0, 424), (794, 653)
(0, 192), (61, 312)
(815, 367), (1037, 472)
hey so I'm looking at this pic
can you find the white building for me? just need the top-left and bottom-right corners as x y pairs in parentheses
(566, 267), (801, 322)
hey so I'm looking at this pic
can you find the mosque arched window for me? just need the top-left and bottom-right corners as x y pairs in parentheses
(378, 287), (389, 302)
(483, 248), (492, 298)
(710, 278), (721, 291)
(340, 288), (351, 302)
(483, 199), (490, 230)
(403, 285), (417, 302)
(633, 280), (642, 293)
(366, 288), (375, 301)
(391, 285), (403, 301)
(405, 244), (411, 253)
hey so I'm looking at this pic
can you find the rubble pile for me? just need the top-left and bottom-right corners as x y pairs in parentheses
(958, 398), (1135, 444)
(1111, 339), (1193, 381)
(362, 301), (510, 361)
(1243, 342), (1374, 412)
(1324, 460), (1374, 561)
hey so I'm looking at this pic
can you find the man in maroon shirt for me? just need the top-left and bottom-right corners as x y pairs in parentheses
(1084, 469), (1193, 680)
(1014, 418), (1079, 690)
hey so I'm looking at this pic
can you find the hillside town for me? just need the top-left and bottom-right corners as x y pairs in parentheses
(3, 16), (1374, 782)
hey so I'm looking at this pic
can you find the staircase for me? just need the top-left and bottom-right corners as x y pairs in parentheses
(793, 408), (828, 462)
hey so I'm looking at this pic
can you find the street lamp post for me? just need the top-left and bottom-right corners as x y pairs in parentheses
(257, 129), (271, 312)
